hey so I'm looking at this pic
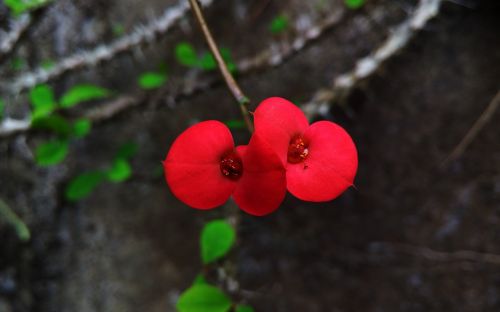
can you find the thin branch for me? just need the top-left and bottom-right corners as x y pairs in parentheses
(302, 0), (443, 119)
(0, 198), (30, 242)
(378, 242), (500, 266)
(0, 14), (33, 64)
(0, 10), (345, 138)
(442, 90), (500, 165)
(4, 0), (215, 94)
(188, 0), (253, 133)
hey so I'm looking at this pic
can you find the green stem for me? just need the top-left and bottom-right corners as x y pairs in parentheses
(0, 198), (30, 241)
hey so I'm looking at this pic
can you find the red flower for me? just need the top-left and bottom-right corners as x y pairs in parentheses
(254, 97), (358, 202)
(163, 120), (286, 216)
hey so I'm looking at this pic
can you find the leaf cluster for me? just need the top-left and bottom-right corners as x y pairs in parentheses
(176, 220), (253, 312)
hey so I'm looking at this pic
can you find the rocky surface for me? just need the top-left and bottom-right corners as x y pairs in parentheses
(0, 0), (499, 311)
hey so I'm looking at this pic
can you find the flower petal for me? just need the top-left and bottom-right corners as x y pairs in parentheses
(233, 134), (287, 216)
(254, 97), (309, 165)
(164, 120), (236, 209)
(287, 121), (358, 202)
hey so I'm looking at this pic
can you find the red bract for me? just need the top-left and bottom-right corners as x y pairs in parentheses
(163, 120), (286, 216)
(254, 97), (358, 202)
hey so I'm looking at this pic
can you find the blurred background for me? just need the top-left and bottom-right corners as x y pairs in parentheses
(0, 0), (500, 311)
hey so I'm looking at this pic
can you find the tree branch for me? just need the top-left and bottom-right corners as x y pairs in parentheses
(302, 0), (443, 119)
(442, 90), (500, 165)
(377, 242), (500, 266)
(0, 14), (33, 64)
(4, 0), (215, 94)
(0, 10), (345, 138)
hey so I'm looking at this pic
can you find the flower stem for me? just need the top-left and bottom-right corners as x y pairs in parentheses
(188, 0), (254, 133)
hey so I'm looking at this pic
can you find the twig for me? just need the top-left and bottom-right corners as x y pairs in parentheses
(378, 242), (500, 266)
(302, 0), (443, 119)
(0, 14), (32, 64)
(0, 10), (344, 138)
(0, 198), (30, 242)
(188, 0), (253, 133)
(442, 90), (500, 166)
(4, 0), (215, 94)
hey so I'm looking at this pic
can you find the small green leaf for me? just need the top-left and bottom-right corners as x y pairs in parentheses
(60, 84), (111, 108)
(193, 274), (208, 285)
(0, 198), (30, 242)
(345, 0), (365, 9)
(35, 139), (69, 166)
(175, 42), (198, 67)
(11, 57), (26, 71)
(138, 72), (167, 90)
(65, 171), (106, 201)
(270, 15), (289, 34)
(72, 119), (92, 138)
(106, 158), (132, 182)
(201, 220), (235, 264)
(177, 285), (231, 312)
(0, 99), (5, 120)
(115, 142), (138, 160)
(157, 62), (168, 74)
(31, 115), (72, 136)
(5, 0), (54, 15)
(198, 48), (236, 73)
(224, 119), (246, 129)
(41, 59), (55, 70)
(198, 52), (217, 70)
(235, 305), (255, 312)
(4, 0), (25, 15)
(30, 84), (57, 119)
(112, 23), (125, 36)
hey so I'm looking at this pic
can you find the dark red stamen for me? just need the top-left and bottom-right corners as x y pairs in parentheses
(287, 135), (309, 164)
(220, 152), (243, 180)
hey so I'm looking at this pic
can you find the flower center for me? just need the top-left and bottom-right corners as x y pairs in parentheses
(287, 135), (309, 164)
(220, 152), (243, 180)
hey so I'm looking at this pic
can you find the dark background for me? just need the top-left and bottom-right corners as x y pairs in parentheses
(1, 0), (500, 311)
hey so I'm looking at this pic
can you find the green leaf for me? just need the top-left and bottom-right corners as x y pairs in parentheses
(198, 52), (217, 70)
(5, 0), (54, 15)
(175, 42), (198, 67)
(30, 84), (56, 119)
(177, 285), (231, 312)
(200, 220), (235, 264)
(65, 171), (106, 201)
(270, 15), (289, 34)
(344, 0), (365, 9)
(235, 305), (255, 312)
(138, 71), (167, 90)
(31, 115), (72, 136)
(11, 57), (26, 71)
(193, 274), (208, 285)
(60, 84), (111, 108)
(41, 59), (55, 70)
(197, 48), (236, 73)
(0, 198), (30, 242)
(224, 119), (246, 130)
(157, 62), (168, 74)
(0, 99), (5, 120)
(112, 23), (125, 36)
(115, 142), (138, 160)
(72, 119), (92, 138)
(106, 158), (132, 182)
(35, 139), (69, 166)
